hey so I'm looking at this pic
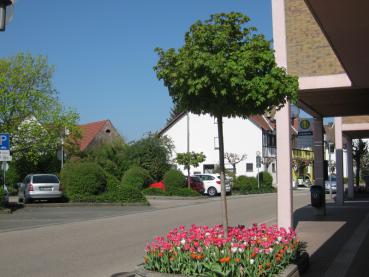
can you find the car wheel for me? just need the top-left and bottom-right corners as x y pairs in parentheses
(208, 187), (217, 197)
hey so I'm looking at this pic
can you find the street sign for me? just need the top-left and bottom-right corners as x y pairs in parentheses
(1, 162), (8, 171)
(0, 155), (12, 161)
(256, 155), (262, 168)
(0, 150), (10, 155)
(0, 133), (10, 150)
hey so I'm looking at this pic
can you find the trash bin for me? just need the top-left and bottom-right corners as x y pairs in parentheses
(310, 185), (324, 208)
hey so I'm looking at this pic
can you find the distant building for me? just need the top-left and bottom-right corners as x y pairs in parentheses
(78, 120), (122, 152)
(159, 112), (280, 182)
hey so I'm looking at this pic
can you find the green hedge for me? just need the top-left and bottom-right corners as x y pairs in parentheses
(142, 187), (200, 197)
(163, 169), (185, 189)
(233, 175), (275, 195)
(67, 188), (148, 204)
(61, 162), (107, 199)
(106, 173), (120, 192)
(142, 187), (167, 196)
(121, 166), (154, 190)
(0, 186), (5, 208)
(257, 171), (273, 188)
(61, 162), (147, 204)
(166, 187), (200, 197)
(233, 176), (258, 192)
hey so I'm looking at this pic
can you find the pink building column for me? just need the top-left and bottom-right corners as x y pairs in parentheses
(272, 0), (293, 229)
(346, 136), (354, 199)
(276, 102), (293, 229)
(335, 117), (344, 205)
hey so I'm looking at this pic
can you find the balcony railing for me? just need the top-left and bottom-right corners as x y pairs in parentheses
(263, 146), (277, 157)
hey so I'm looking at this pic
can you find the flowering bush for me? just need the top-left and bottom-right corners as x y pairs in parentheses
(144, 224), (302, 276)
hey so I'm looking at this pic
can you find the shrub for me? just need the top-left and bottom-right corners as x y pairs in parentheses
(163, 169), (186, 189)
(233, 175), (258, 192)
(106, 173), (120, 192)
(257, 171), (274, 188)
(0, 185), (5, 208)
(124, 134), (173, 181)
(60, 161), (107, 199)
(166, 187), (201, 197)
(142, 187), (167, 196)
(121, 166), (154, 190)
(104, 186), (148, 203)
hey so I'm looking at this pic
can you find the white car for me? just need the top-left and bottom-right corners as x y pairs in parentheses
(325, 175), (337, 193)
(194, 174), (232, 197)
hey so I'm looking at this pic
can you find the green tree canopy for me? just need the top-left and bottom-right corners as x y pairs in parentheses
(154, 12), (298, 118)
(124, 133), (174, 181)
(0, 53), (79, 178)
(175, 152), (206, 170)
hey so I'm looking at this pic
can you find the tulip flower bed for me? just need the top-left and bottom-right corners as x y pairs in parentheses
(144, 224), (302, 276)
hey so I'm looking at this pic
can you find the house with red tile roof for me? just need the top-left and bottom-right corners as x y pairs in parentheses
(78, 120), (122, 152)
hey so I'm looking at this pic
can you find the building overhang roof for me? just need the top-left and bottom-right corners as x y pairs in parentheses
(305, 0), (369, 88)
(298, 87), (369, 117)
(297, 0), (369, 118)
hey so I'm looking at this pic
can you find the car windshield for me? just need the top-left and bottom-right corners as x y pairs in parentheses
(191, 177), (201, 182)
(33, 175), (59, 183)
(330, 176), (337, 182)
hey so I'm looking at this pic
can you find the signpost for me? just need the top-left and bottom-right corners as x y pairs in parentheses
(256, 151), (262, 189)
(0, 133), (11, 186)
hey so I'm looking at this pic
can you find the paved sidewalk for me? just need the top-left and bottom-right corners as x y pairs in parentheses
(294, 197), (369, 277)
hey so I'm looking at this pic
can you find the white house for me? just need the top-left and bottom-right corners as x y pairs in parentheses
(159, 112), (277, 180)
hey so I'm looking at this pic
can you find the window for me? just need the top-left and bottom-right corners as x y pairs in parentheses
(214, 137), (219, 150)
(272, 163), (276, 173)
(33, 175), (59, 184)
(203, 164), (215, 173)
(246, 163), (254, 172)
(263, 134), (276, 148)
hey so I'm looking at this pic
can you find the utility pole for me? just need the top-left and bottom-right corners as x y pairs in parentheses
(186, 113), (191, 188)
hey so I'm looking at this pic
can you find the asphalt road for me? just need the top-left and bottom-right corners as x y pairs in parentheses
(0, 191), (310, 277)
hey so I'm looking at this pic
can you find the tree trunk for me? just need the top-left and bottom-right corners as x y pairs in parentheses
(217, 115), (229, 237)
(187, 167), (191, 189)
(355, 159), (360, 187)
(232, 164), (236, 176)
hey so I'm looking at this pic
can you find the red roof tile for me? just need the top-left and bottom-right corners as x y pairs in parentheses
(78, 120), (108, 151)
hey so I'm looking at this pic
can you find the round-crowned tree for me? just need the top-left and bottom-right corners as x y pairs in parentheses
(154, 12), (298, 233)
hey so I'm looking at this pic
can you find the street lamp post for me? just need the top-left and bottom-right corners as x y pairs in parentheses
(0, 0), (13, 31)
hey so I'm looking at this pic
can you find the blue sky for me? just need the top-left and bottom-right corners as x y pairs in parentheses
(0, 0), (273, 141)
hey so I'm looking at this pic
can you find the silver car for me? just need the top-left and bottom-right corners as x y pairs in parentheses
(18, 174), (63, 203)
(325, 175), (337, 194)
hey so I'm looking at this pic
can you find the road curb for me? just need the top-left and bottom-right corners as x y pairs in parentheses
(22, 202), (150, 208)
(0, 208), (12, 214)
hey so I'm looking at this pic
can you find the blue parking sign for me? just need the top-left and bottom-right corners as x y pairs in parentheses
(0, 134), (10, 150)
